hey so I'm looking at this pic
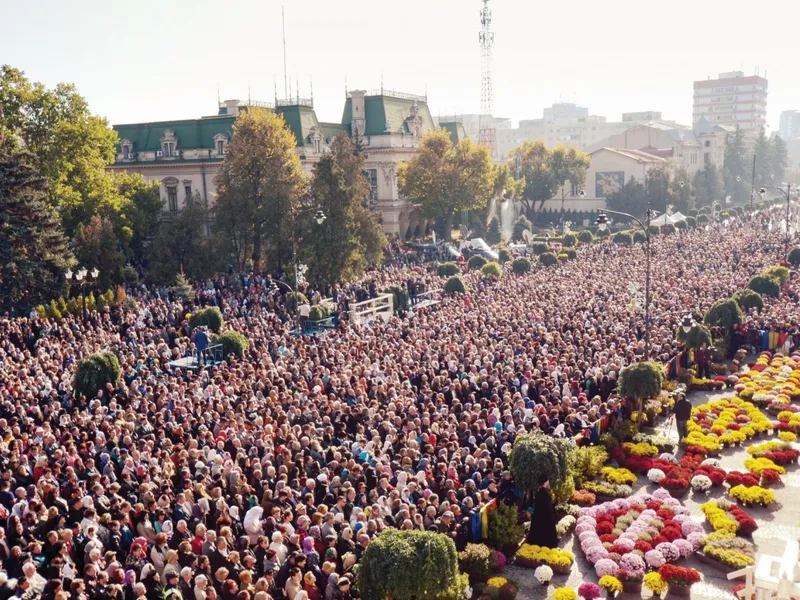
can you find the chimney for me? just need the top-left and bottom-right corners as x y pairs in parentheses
(224, 99), (240, 116)
(350, 90), (366, 137)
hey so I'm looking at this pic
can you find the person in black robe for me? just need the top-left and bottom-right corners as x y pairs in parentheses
(526, 474), (558, 548)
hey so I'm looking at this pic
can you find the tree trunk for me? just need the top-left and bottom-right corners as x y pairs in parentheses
(252, 226), (262, 272)
(445, 211), (455, 241)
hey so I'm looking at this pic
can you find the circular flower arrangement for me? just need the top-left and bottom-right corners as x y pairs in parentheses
(690, 474), (712, 492)
(576, 494), (692, 577)
(648, 468), (666, 483)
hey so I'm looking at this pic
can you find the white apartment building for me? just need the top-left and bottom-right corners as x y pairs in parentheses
(693, 71), (768, 131)
(780, 110), (800, 141)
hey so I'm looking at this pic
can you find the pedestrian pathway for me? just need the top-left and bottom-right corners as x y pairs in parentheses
(507, 389), (800, 599)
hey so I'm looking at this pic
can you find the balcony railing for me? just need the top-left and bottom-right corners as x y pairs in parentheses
(347, 89), (427, 103)
(275, 97), (314, 108)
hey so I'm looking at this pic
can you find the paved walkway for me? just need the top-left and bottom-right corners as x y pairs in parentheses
(507, 389), (800, 599)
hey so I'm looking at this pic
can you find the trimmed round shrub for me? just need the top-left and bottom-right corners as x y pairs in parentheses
(308, 304), (330, 322)
(539, 252), (558, 266)
(437, 262), (460, 277)
(74, 352), (121, 399)
(697, 214), (709, 224)
(212, 330), (249, 358)
(788, 247), (800, 267)
(577, 230), (594, 243)
(444, 276), (467, 295)
(596, 227), (610, 238)
(481, 261), (502, 278)
(704, 298), (743, 331)
(633, 230), (647, 243)
(748, 275), (780, 297)
(687, 209), (699, 217)
(562, 233), (578, 247)
(531, 242), (548, 255)
(613, 231), (633, 245)
(675, 219), (688, 229)
(698, 206), (711, 215)
(733, 289), (764, 312)
(648, 225), (661, 235)
(467, 255), (487, 270)
(762, 265), (790, 285)
(561, 247), (577, 259)
(557, 253), (569, 261)
(661, 224), (676, 234)
(286, 292), (309, 313)
(498, 248), (511, 263)
(677, 324), (712, 350)
(385, 285), (410, 312)
(685, 216), (697, 228)
(189, 306), (225, 332)
(122, 265), (139, 285)
(511, 257), (531, 274)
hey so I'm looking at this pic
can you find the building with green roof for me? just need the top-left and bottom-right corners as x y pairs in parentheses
(108, 89), (441, 236)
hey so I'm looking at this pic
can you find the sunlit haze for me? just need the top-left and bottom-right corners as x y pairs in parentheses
(3, 0), (797, 129)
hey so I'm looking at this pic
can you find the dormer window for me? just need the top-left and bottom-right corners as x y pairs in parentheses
(309, 127), (323, 154)
(160, 129), (178, 157)
(214, 134), (228, 156)
(121, 140), (132, 159)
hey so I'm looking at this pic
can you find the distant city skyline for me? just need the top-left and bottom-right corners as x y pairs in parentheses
(2, 0), (797, 133)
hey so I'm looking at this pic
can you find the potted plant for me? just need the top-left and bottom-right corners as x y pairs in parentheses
(533, 565), (552, 586)
(616, 569), (644, 594)
(487, 500), (524, 556)
(578, 582), (602, 600)
(643, 572), (668, 597)
(598, 575), (622, 598)
(458, 543), (494, 582)
(658, 565), (701, 597)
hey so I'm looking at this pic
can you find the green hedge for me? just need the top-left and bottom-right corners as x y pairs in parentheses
(675, 219), (688, 229)
(748, 275), (780, 297)
(481, 261), (502, 277)
(212, 330), (249, 358)
(733, 289), (764, 312)
(685, 216), (697, 228)
(633, 230), (647, 243)
(539, 252), (558, 266)
(384, 285), (410, 313)
(531, 242), (548, 255)
(498, 248), (511, 263)
(189, 307), (224, 332)
(697, 214), (709, 224)
(74, 352), (121, 399)
(762, 265), (790, 285)
(788, 247), (800, 267)
(467, 255), (487, 270)
(596, 227), (611, 238)
(577, 230), (594, 243)
(437, 262), (460, 277)
(613, 231), (633, 245)
(561, 247), (577, 259)
(286, 292), (309, 313)
(444, 276), (467, 295)
(308, 304), (330, 322)
(511, 257), (531, 274)
(561, 233), (578, 247)
(661, 224), (676, 234)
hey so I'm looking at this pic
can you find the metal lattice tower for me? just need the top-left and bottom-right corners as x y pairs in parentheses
(478, 0), (496, 158)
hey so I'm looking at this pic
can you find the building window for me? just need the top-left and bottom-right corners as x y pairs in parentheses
(122, 144), (130, 159)
(704, 153), (710, 165)
(167, 186), (178, 211)
(216, 139), (224, 155)
(184, 184), (192, 199)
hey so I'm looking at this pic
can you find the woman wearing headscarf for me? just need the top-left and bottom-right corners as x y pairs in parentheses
(243, 505), (264, 545)
(526, 473), (558, 548)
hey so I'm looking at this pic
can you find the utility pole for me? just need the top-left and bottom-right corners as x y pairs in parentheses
(750, 153), (756, 209)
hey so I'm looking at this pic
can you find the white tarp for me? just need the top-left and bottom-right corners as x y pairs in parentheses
(459, 238), (499, 259)
(651, 212), (687, 226)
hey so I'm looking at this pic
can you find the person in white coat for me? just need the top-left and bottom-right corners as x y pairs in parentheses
(243, 506), (264, 545)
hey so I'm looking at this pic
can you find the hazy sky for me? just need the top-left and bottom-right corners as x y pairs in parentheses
(2, 0), (797, 130)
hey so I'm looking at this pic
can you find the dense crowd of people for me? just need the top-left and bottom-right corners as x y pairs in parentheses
(0, 213), (795, 600)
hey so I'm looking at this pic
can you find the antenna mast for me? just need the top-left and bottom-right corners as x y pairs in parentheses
(282, 6), (288, 99)
(478, 0), (496, 159)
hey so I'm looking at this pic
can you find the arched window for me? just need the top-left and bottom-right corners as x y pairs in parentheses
(161, 130), (178, 157)
(163, 177), (179, 211)
(121, 139), (132, 159)
(214, 134), (228, 156)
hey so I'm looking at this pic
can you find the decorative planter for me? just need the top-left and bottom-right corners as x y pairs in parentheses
(668, 583), (693, 597)
(694, 550), (737, 574)
(512, 557), (537, 569)
(621, 581), (642, 594)
(668, 486), (690, 499)
(594, 494), (616, 504)
(552, 563), (572, 575)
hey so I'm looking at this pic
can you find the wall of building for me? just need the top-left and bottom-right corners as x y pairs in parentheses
(584, 149), (663, 199)
(693, 73), (768, 130)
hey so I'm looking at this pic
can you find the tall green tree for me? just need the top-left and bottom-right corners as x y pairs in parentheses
(771, 135), (788, 183)
(0, 65), (120, 236)
(111, 172), (163, 266)
(303, 134), (386, 283)
(693, 163), (724, 207)
(147, 192), (214, 283)
(0, 139), (73, 313)
(644, 164), (672, 215)
(509, 141), (589, 221)
(73, 215), (125, 290)
(723, 129), (749, 204)
(606, 177), (647, 216)
(670, 166), (694, 213)
(397, 129), (494, 239)
(214, 109), (307, 271)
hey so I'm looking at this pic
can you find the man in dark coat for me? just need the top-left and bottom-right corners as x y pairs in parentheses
(526, 474), (558, 548)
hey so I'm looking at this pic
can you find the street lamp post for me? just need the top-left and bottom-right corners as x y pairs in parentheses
(759, 184), (793, 256)
(596, 207), (657, 359)
(290, 205), (326, 290)
(65, 267), (99, 323)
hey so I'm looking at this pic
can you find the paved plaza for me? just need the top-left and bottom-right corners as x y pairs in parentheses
(506, 389), (800, 599)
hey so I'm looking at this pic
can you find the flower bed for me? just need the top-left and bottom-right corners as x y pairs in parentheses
(737, 352), (800, 405)
(728, 484), (777, 507)
(515, 544), (574, 573)
(700, 499), (758, 535)
(575, 492), (696, 578)
(697, 531), (757, 572)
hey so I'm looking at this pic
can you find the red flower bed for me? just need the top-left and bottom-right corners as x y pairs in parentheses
(725, 471), (759, 488)
(661, 525), (682, 541)
(651, 534), (668, 546)
(596, 521), (614, 534)
(634, 540), (653, 553)
(659, 564), (701, 585)
(600, 534), (618, 543)
(679, 454), (703, 470)
(624, 454), (654, 473)
(760, 469), (783, 485)
(728, 505), (758, 534)
(684, 445), (708, 456)
(764, 449), (800, 465)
